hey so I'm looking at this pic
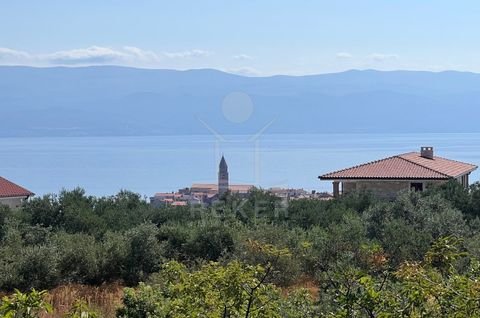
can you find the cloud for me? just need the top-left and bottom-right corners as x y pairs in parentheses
(162, 49), (212, 58)
(0, 46), (215, 67)
(369, 53), (399, 62)
(0, 48), (31, 60)
(233, 54), (253, 60)
(336, 52), (352, 59)
(122, 46), (160, 62)
(226, 67), (261, 77)
(44, 46), (129, 64)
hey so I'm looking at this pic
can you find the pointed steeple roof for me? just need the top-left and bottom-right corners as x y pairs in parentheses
(219, 155), (228, 170)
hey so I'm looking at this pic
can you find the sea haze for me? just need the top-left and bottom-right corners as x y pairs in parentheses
(1, 133), (479, 197)
(1, 66), (480, 137)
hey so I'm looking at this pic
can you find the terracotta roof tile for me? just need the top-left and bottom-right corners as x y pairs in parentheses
(319, 152), (477, 180)
(0, 177), (34, 198)
(229, 185), (254, 192)
(399, 152), (477, 178)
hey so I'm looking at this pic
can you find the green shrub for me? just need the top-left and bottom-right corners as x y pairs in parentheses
(186, 224), (235, 261)
(0, 289), (52, 318)
(123, 223), (164, 285)
(98, 231), (129, 282)
(117, 261), (317, 318)
(54, 233), (100, 284)
(65, 300), (99, 318)
(0, 204), (11, 240)
(22, 194), (62, 228)
(157, 224), (191, 260)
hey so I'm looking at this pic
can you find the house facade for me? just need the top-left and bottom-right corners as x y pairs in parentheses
(0, 176), (34, 209)
(319, 147), (477, 199)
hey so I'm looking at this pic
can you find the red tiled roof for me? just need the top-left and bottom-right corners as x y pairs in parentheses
(399, 152), (477, 177)
(229, 184), (254, 192)
(319, 152), (477, 180)
(0, 177), (34, 198)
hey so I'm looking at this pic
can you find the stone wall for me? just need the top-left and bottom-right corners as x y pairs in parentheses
(0, 196), (25, 209)
(342, 180), (447, 199)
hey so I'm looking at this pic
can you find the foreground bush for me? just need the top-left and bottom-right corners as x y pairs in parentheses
(4, 185), (480, 316)
(2, 236), (480, 317)
(117, 261), (316, 318)
(0, 289), (100, 318)
(324, 236), (480, 317)
(0, 289), (52, 317)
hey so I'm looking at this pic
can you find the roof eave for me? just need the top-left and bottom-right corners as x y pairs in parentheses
(452, 166), (478, 179)
(319, 176), (451, 181)
(0, 193), (33, 198)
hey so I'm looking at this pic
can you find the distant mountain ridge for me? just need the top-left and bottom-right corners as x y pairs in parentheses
(1, 65), (480, 137)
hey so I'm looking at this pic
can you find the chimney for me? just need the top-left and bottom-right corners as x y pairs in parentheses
(420, 146), (434, 159)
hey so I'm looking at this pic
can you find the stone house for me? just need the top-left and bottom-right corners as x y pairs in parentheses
(0, 176), (34, 209)
(319, 147), (477, 199)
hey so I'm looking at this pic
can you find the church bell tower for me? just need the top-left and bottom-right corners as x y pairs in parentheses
(218, 155), (229, 196)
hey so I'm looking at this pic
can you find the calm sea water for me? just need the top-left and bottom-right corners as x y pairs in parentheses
(1, 133), (480, 197)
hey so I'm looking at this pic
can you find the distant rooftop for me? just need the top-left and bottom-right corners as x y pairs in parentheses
(191, 183), (254, 192)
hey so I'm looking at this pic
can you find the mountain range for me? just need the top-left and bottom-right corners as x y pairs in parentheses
(1, 66), (480, 137)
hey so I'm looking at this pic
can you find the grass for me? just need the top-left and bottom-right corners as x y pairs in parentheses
(41, 283), (124, 318)
(282, 275), (319, 299)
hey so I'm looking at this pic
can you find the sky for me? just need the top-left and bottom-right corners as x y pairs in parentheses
(1, 1), (480, 76)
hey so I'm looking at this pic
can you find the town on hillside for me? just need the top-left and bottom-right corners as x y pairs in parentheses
(1, 147), (478, 209)
(149, 155), (332, 207)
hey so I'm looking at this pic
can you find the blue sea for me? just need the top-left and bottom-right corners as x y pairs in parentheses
(1, 133), (480, 197)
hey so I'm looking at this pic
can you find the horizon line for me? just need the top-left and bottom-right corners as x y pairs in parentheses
(0, 64), (479, 78)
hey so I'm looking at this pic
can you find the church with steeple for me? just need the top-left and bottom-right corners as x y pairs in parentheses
(218, 155), (229, 196)
(186, 155), (254, 203)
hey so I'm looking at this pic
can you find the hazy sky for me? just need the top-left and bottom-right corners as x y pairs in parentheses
(1, 1), (480, 75)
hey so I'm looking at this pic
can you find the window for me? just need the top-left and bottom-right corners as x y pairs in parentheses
(410, 182), (423, 192)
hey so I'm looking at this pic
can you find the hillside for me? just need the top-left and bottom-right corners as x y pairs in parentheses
(1, 66), (480, 136)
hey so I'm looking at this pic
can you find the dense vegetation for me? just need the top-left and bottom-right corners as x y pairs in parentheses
(2, 181), (480, 316)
